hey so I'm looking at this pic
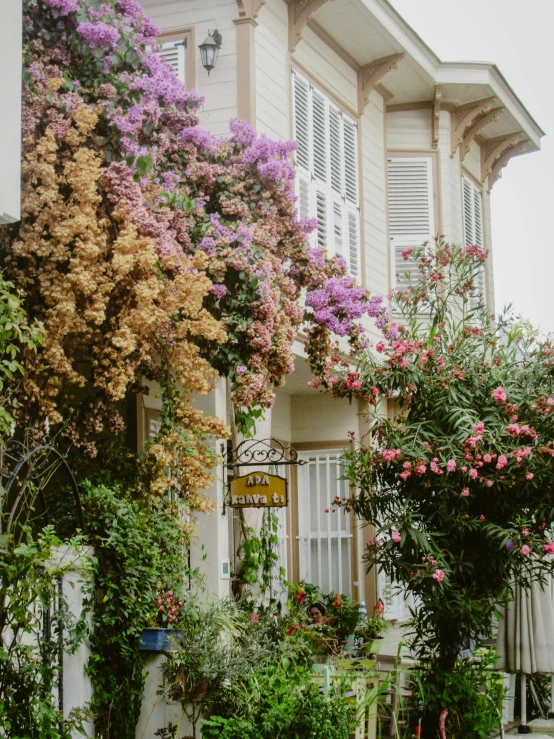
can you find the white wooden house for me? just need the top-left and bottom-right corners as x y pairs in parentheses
(137, 0), (544, 635)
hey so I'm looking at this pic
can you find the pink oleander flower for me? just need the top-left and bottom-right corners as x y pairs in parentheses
(446, 459), (456, 473)
(469, 469), (478, 479)
(496, 455), (508, 470)
(368, 537), (376, 547)
(382, 449), (396, 462)
(461, 488), (470, 497)
(486, 480), (493, 487)
(543, 542), (554, 554)
(483, 454), (492, 463)
(403, 461), (412, 470)
(399, 471), (411, 481)
(480, 515), (485, 520)
(472, 421), (485, 434)
(391, 531), (401, 543)
(376, 341), (385, 352)
(416, 464), (426, 475)
(432, 569), (445, 582)
(526, 472), (534, 480)
(492, 386), (507, 403)
(522, 528), (530, 537)
(461, 466), (467, 473)
(521, 545), (531, 556)
(401, 248), (412, 261)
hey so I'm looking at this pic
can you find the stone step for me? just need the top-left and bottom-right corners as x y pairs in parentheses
(528, 719), (554, 736)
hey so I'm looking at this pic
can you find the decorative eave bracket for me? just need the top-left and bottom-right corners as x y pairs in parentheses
(287, 0), (335, 52)
(450, 97), (496, 157)
(432, 86), (442, 149)
(358, 53), (405, 113)
(460, 107), (504, 161)
(488, 139), (531, 192)
(481, 131), (524, 182)
(235, 0), (266, 24)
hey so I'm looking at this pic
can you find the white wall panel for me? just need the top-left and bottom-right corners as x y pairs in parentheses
(292, 393), (358, 443)
(256, 0), (290, 141)
(386, 108), (432, 150)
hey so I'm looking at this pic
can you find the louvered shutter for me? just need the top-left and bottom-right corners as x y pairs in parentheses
(378, 569), (414, 621)
(292, 71), (360, 277)
(312, 90), (328, 184)
(154, 40), (186, 83)
(388, 157), (434, 290)
(293, 73), (310, 172)
(462, 175), (486, 310)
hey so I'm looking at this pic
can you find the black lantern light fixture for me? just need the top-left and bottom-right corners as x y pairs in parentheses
(198, 30), (222, 76)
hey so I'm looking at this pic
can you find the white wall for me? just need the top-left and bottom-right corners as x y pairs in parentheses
(387, 108), (432, 150)
(0, 0), (22, 224)
(360, 90), (389, 342)
(140, 0), (238, 135)
(291, 393), (358, 444)
(255, 0), (290, 140)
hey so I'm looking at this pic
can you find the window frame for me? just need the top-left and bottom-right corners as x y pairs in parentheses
(154, 27), (196, 90)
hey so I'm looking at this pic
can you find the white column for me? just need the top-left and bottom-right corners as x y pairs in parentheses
(190, 377), (231, 597)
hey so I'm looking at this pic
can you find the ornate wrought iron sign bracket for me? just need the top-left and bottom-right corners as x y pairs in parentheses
(222, 438), (306, 469)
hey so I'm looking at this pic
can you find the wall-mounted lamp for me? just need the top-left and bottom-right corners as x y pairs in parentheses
(198, 30), (222, 76)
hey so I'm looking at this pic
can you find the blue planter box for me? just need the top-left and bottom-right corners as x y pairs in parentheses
(139, 628), (185, 652)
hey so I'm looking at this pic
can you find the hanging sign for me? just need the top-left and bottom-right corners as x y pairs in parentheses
(229, 471), (287, 508)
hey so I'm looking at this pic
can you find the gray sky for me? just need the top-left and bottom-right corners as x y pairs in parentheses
(389, 0), (554, 332)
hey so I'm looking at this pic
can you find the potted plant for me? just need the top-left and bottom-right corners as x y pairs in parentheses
(305, 623), (339, 663)
(328, 593), (361, 648)
(357, 602), (387, 655)
(139, 590), (186, 652)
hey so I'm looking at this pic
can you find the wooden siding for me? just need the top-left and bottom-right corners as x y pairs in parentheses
(386, 108), (432, 150)
(140, 0), (238, 135)
(256, 0), (290, 140)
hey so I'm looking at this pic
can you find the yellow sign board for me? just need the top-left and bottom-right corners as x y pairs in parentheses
(229, 471), (288, 508)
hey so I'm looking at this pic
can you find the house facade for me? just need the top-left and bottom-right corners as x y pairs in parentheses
(0, 0), (23, 225)
(137, 0), (543, 639)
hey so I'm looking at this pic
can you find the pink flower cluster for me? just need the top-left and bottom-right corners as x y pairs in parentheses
(154, 590), (184, 625)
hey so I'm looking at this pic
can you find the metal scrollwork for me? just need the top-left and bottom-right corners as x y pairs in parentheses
(223, 438), (306, 468)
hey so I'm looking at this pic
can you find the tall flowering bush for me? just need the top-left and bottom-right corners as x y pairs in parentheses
(2, 0), (374, 497)
(341, 241), (554, 666)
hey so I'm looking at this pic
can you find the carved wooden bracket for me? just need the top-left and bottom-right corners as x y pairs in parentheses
(488, 139), (531, 191)
(481, 131), (524, 182)
(450, 97), (496, 157)
(358, 53), (404, 112)
(287, 0), (335, 52)
(459, 107), (504, 161)
(432, 86), (442, 149)
(235, 0), (266, 19)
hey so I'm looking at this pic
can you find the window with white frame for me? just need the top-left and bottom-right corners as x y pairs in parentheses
(387, 156), (435, 290)
(153, 38), (187, 84)
(297, 450), (353, 596)
(378, 568), (415, 622)
(462, 174), (486, 310)
(292, 71), (361, 278)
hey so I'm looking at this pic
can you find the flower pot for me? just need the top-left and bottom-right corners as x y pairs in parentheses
(138, 627), (185, 652)
(364, 637), (385, 655)
(344, 634), (356, 653)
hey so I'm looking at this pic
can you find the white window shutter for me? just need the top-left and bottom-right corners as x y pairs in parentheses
(154, 40), (186, 84)
(462, 175), (486, 310)
(293, 72), (310, 172)
(312, 89), (328, 184)
(347, 210), (360, 278)
(388, 157), (434, 290)
(292, 71), (360, 276)
(329, 107), (343, 196)
(315, 189), (328, 251)
(343, 118), (358, 205)
(333, 200), (345, 258)
(149, 417), (161, 439)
